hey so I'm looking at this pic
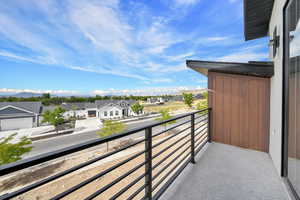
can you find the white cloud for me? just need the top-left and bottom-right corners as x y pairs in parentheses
(213, 43), (268, 62)
(163, 52), (195, 62)
(216, 52), (268, 62)
(92, 86), (204, 96)
(195, 36), (240, 46)
(0, 0), (192, 83)
(173, 0), (200, 6)
(0, 88), (79, 95)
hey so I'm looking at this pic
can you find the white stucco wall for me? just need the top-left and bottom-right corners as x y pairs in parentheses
(99, 106), (123, 119)
(268, 0), (287, 175)
(63, 110), (87, 119)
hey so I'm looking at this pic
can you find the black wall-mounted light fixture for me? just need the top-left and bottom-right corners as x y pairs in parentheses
(269, 27), (280, 58)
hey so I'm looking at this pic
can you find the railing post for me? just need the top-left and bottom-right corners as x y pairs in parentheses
(208, 108), (212, 143)
(145, 127), (152, 200)
(190, 113), (196, 164)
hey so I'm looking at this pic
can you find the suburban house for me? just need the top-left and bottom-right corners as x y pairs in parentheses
(146, 97), (166, 104)
(61, 102), (96, 119)
(0, 102), (42, 131)
(60, 100), (136, 120)
(2, 1), (300, 200)
(95, 100), (136, 119)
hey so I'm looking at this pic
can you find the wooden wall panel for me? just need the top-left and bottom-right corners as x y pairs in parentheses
(208, 72), (270, 152)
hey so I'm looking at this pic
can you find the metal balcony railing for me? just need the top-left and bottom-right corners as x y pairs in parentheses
(0, 108), (211, 200)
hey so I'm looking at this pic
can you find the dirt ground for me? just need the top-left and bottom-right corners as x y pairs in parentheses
(143, 100), (204, 113)
(1, 121), (207, 200)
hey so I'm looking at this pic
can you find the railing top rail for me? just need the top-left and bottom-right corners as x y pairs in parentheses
(0, 108), (211, 176)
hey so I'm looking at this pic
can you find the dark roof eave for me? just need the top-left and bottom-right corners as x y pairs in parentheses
(186, 60), (274, 78)
(244, 0), (274, 41)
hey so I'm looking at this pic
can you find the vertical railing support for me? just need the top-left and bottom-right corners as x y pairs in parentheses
(208, 108), (212, 143)
(190, 113), (196, 164)
(145, 127), (153, 200)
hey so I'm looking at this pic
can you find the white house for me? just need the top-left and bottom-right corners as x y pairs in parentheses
(95, 100), (136, 120)
(59, 100), (136, 120)
(146, 97), (166, 104)
(0, 102), (42, 131)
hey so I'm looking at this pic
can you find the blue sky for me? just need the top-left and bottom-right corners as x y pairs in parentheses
(0, 0), (269, 96)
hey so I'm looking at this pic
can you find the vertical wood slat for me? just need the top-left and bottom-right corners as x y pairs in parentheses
(215, 75), (224, 143)
(208, 72), (270, 152)
(223, 76), (232, 145)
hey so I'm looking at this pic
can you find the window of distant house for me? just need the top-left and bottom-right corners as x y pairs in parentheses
(104, 111), (107, 116)
(115, 111), (119, 116)
(110, 111), (113, 116)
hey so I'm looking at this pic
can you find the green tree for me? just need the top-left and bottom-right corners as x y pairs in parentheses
(202, 91), (208, 99)
(42, 93), (51, 99)
(196, 100), (208, 110)
(97, 120), (126, 151)
(131, 102), (144, 115)
(42, 107), (66, 133)
(156, 109), (176, 130)
(183, 93), (194, 108)
(0, 133), (32, 166)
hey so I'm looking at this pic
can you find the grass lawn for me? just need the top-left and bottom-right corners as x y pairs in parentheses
(143, 99), (206, 113)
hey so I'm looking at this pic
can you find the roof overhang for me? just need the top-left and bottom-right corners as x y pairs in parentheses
(186, 60), (274, 78)
(244, 0), (274, 41)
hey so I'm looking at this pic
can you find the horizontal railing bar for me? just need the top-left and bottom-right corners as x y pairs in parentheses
(152, 149), (191, 191)
(126, 184), (146, 200)
(152, 126), (191, 149)
(194, 121), (208, 132)
(152, 119), (190, 138)
(194, 112), (208, 120)
(195, 126), (208, 138)
(152, 145), (191, 181)
(149, 108), (210, 128)
(109, 173), (146, 200)
(84, 161), (146, 200)
(195, 139), (208, 155)
(152, 132), (190, 160)
(195, 135), (208, 149)
(195, 117), (208, 125)
(0, 138), (145, 200)
(152, 156), (190, 200)
(50, 150), (145, 200)
(153, 138), (191, 170)
(0, 108), (210, 176)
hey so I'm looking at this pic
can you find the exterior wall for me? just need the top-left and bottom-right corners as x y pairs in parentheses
(63, 110), (87, 119)
(99, 106), (123, 119)
(209, 72), (270, 152)
(0, 117), (34, 131)
(268, 0), (287, 175)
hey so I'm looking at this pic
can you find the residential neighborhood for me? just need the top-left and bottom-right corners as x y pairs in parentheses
(0, 100), (139, 131)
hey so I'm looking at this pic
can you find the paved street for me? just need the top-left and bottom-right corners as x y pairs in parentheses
(25, 115), (192, 158)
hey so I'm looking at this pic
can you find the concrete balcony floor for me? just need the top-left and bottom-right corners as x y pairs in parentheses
(161, 143), (290, 200)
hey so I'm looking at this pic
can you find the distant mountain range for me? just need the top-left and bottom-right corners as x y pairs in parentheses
(0, 92), (44, 98)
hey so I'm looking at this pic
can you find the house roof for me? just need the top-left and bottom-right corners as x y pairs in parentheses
(186, 60), (274, 78)
(95, 100), (136, 109)
(0, 102), (42, 114)
(85, 103), (97, 109)
(244, 0), (274, 41)
(100, 103), (123, 110)
(61, 103), (86, 110)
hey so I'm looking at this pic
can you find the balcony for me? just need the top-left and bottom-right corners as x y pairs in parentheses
(0, 108), (290, 200)
(160, 142), (289, 200)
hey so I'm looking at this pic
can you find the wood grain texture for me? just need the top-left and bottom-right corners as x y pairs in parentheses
(208, 72), (270, 152)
